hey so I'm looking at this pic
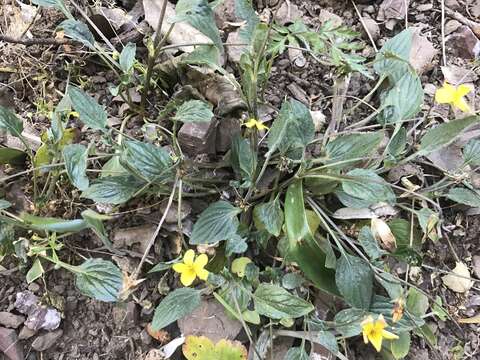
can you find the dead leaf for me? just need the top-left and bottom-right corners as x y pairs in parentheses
(458, 313), (480, 324)
(409, 28), (438, 75)
(147, 323), (171, 343)
(442, 262), (473, 293)
(371, 217), (397, 251)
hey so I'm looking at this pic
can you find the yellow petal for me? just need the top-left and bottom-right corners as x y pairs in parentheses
(196, 268), (209, 281)
(435, 83), (456, 104)
(363, 332), (369, 344)
(381, 329), (399, 340)
(369, 332), (383, 352)
(456, 84), (472, 97)
(180, 269), (196, 286)
(256, 122), (269, 130)
(453, 98), (471, 113)
(244, 119), (257, 128)
(183, 249), (195, 266)
(193, 253), (208, 272)
(172, 263), (189, 274)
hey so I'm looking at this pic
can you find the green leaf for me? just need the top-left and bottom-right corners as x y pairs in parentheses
(432, 296), (448, 321)
(282, 273), (305, 290)
(31, 0), (71, 18)
(446, 187), (480, 207)
(388, 127), (407, 158)
(21, 213), (87, 233)
(101, 156), (128, 177)
(326, 132), (384, 165)
(253, 199), (284, 237)
(0, 147), (27, 165)
(235, 0), (259, 42)
(370, 295), (425, 332)
(418, 116), (479, 156)
(69, 86), (108, 130)
(253, 284), (314, 319)
(174, 0), (223, 51)
(121, 140), (173, 182)
(335, 254), (373, 309)
(81, 176), (144, 205)
(284, 347), (309, 360)
(415, 323), (437, 347)
(334, 308), (366, 337)
(390, 332), (411, 359)
(225, 234), (248, 255)
(189, 201), (242, 245)
(172, 100), (213, 123)
(119, 43), (136, 73)
(152, 287), (202, 330)
(378, 71), (423, 124)
(148, 256), (181, 273)
(230, 135), (257, 183)
(376, 272), (403, 299)
(406, 287), (429, 317)
(63, 144), (89, 191)
(26, 259), (44, 284)
(74, 258), (123, 302)
(374, 29), (413, 80)
(267, 99), (315, 158)
(358, 226), (385, 260)
(463, 138), (480, 165)
(0, 200), (11, 210)
(81, 210), (115, 251)
(285, 181), (337, 294)
(342, 169), (396, 206)
(58, 19), (95, 47)
(0, 105), (23, 138)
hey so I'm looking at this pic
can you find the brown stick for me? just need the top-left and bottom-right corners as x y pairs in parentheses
(0, 35), (72, 46)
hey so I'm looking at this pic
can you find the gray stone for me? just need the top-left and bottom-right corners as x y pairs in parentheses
(178, 120), (217, 156)
(0, 327), (24, 360)
(216, 117), (241, 153)
(448, 26), (480, 59)
(0, 312), (24, 329)
(31, 329), (63, 352)
(18, 326), (36, 340)
(112, 302), (138, 330)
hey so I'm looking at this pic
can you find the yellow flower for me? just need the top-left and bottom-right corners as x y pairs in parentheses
(435, 82), (472, 113)
(361, 315), (399, 352)
(244, 118), (269, 130)
(172, 249), (209, 286)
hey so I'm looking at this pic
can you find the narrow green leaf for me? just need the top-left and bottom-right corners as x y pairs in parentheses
(81, 210), (116, 251)
(374, 29), (413, 80)
(267, 99), (315, 159)
(119, 43), (136, 73)
(81, 176), (144, 205)
(74, 258), (123, 302)
(69, 86), (108, 130)
(189, 201), (242, 245)
(58, 19), (95, 47)
(152, 288), (202, 330)
(172, 100), (213, 123)
(121, 140), (173, 182)
(446, 187), (480, 207)
(230, 135), (257, 183)
(253, 284), (314, 319)
(0, 105), (23, 138)
(284, 181), (337, 294)
(63, 144), (89, 191)
(174, 0), (223, 51)
(26, 259), (44, 284)
(21, 213), (87, 233)
(235, 0), (259, 42)
(418, 116), (479, 156)
(335, 254), (373, 309)
(253, 199), (284, 237)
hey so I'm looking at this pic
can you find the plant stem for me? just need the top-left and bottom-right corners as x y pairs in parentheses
(140, 0), (170, 117)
